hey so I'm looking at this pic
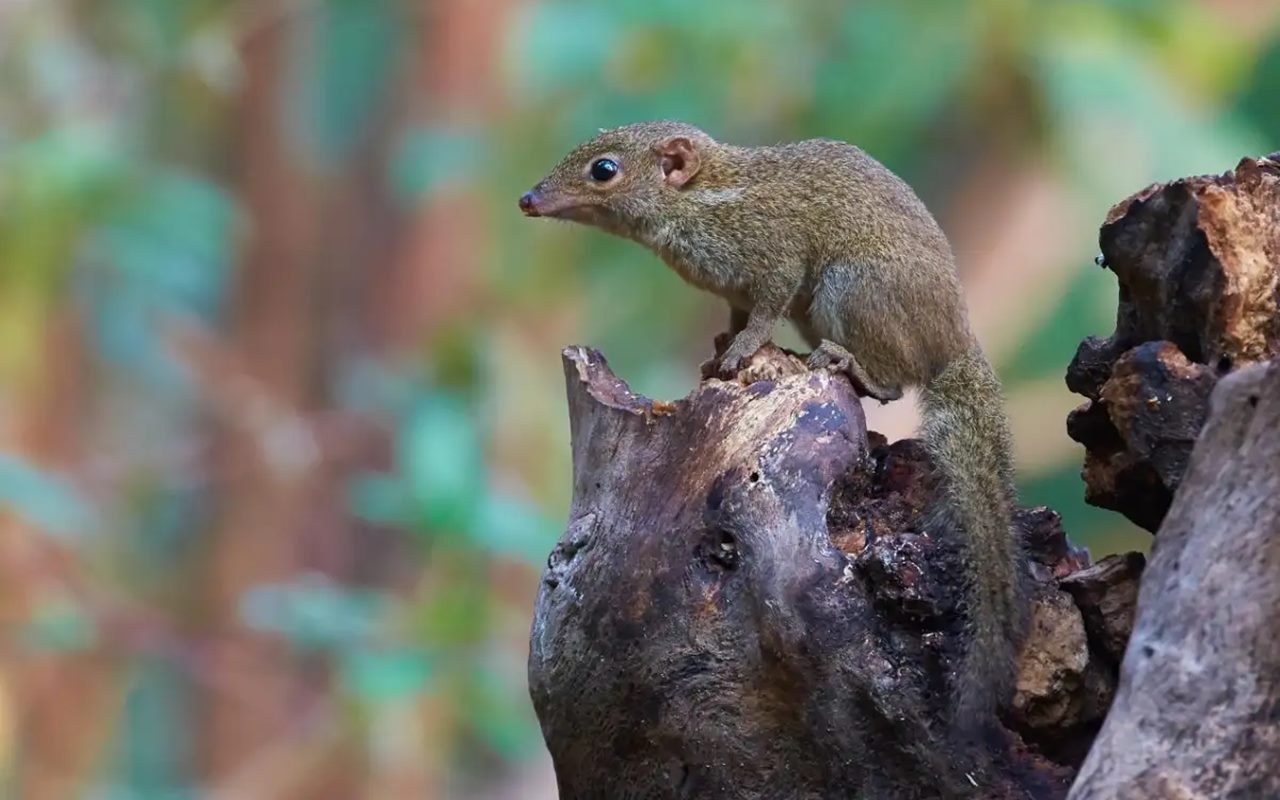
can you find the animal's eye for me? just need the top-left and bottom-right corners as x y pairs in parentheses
(589, 158), (619, 182)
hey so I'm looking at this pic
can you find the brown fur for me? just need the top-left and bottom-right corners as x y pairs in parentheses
(522, 121), (1027, 743)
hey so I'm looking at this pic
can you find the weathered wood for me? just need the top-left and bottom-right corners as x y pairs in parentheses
(1066, 154), (1280, 531)
(529, 344), (1139, 800)
(1068, 359), (1280, 799)
(1061, 154), (1280, 796)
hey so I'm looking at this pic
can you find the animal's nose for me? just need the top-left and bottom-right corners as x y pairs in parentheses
(519, 191), (538, 215)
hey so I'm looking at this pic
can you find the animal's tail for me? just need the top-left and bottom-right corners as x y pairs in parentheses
(919, 341), (1027, 735)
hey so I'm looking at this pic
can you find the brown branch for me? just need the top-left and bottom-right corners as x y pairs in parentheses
(199, 17), (325, 793)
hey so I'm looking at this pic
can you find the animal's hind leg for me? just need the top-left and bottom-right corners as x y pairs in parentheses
(806, 340), (903, 403)
(799, 264), (905, 404)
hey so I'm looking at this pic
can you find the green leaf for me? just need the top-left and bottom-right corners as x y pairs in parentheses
(347, 473), (412, 527)
(810, 1), (978, 169)
(1234, 36), (1280, 142)
(0, 454), (96, 538)
(401, 396), (486, 534)
(81, 168), (236, 378)
(413, 565), (492, 647)
(239, 575), (386, 650)
(1000, 264), (1117, 382)
(508, 3), (620, 96)
(292, 0), (405, 166)
(1037, 37), (1263, 203)
(110, 656), (196, 797)
(20, 599), (97, 652)
(461, 661), (541, 759)
(390, 126), (486, 200)
(472, 493), (560, 564)
(341, 647), (435, 703)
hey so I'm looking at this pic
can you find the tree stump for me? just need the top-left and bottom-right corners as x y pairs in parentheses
(529, 345), (1139, 800)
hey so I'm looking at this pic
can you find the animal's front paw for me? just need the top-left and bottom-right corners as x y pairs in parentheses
(713, 330), (769, 381)
(715, 351), (747, 379)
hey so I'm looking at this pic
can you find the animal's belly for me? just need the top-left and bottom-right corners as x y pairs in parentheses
(663, 253), (746, 307)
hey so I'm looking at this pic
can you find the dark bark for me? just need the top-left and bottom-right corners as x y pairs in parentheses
(529, 345), (1139, 800)
(1064, 155), (1280, 798)
(1066, 154), (1280, 532)
(1068, 359), (1280, 799)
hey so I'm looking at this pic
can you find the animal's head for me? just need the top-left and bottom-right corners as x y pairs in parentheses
(519, 121), (713, 232)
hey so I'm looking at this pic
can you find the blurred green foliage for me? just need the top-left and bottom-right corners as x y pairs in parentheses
(0, 0), (1277, 796)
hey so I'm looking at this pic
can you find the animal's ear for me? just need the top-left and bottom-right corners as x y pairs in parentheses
(656, 136), (700, 188)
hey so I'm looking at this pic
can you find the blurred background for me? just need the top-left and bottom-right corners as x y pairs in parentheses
(0, 0), (1276, 797)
